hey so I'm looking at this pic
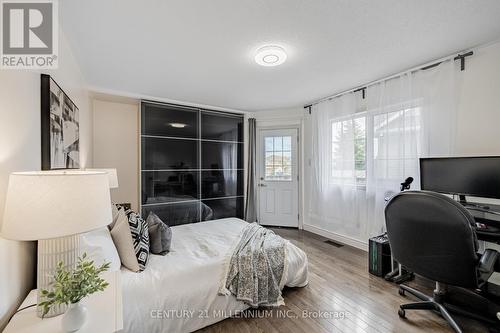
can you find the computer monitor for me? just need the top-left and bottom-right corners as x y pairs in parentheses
(420, 156), (500, 200)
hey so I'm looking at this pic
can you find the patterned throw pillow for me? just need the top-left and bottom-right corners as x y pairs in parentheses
(125, 209), (149, 271)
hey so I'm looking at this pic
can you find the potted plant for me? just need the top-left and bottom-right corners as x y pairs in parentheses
(39, 253), (110, 332)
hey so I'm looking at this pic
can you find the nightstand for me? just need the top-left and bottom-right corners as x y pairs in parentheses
(4, 271), (123, 333)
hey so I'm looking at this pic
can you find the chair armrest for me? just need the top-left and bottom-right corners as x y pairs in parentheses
(479, 249), (499, 275)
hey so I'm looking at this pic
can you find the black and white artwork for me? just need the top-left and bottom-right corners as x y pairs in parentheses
(41, 74), (80, 170)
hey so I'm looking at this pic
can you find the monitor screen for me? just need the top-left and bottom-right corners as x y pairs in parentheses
(420, 156), (500, 199)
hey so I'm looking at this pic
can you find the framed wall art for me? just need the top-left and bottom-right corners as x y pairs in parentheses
(41, 74), (80, 170)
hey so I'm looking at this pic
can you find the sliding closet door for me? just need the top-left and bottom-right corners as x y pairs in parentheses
(141, 103), (200, 225)
(200, 111), (244, 220)
(141, 102), (244, 225)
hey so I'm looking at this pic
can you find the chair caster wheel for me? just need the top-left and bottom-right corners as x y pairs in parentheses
(398, 308), (406, 318)
(398, 288), (405, 296)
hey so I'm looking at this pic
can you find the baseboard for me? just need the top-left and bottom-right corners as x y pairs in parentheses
(303, 224), (368, 252)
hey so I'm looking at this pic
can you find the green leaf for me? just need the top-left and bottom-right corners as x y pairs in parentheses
(38, 254), (110, 314)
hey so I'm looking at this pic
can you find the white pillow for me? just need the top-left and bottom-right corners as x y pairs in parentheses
(80, 227), (121, 272)
(110, 209), (142, 272)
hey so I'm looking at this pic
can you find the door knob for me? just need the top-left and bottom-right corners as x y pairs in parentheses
(258, 183), (267, 187)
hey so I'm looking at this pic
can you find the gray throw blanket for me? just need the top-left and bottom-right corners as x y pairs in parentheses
(219, 223), (288, 307)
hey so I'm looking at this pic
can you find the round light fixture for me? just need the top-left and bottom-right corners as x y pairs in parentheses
(255, 45), (287, 67)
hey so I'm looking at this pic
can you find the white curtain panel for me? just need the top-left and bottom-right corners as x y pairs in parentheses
(309, 60), (461, 243)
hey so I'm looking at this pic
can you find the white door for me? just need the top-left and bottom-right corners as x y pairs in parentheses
(257, 128), (299, 227)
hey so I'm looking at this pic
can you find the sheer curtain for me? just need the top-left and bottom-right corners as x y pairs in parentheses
(309, 60), (461, 243)
(309, 93), (369, 240)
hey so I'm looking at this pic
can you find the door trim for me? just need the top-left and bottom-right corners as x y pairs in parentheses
(256, 125), (301, 228)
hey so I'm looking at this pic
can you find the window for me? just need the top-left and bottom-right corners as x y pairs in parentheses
(330, 106), (421, 186)
(331, 117), (366, 185)
(265, 136), (292, 181)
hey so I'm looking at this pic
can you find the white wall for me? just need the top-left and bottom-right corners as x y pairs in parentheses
(93, 98), (140, 211)
(455, 41), (500, 155)
(251, 108), (304, 123)
(254, 40), (500, 248)
(0, 31), (90, 329)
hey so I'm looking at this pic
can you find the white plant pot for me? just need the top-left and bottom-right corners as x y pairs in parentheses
(61, 301), (87, 332)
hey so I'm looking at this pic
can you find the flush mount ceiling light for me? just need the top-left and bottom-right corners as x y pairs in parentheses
(255, 45), (287, 67)
(169, 123), (187, 128)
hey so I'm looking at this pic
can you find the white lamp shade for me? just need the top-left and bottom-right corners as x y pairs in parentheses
(86, 168), (119, 189)
(1, 171), (112, 240)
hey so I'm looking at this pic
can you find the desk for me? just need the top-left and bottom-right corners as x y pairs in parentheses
(464, 204), (500, 244)
(3, 271), (123, 333)
(464, 204), (500, 297)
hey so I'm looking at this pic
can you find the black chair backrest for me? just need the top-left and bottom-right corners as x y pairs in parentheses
(385, 191), (479, 288)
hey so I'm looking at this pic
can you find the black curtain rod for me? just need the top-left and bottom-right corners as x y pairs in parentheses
(421, 51), (473, 71)
(353, 87), (366, 99)
(454, 51), (474, 71)
(304, 51), (473, 111)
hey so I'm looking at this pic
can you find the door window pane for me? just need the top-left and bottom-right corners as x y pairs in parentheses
(283, 151), (292, 165)
(265, 137), (274, 151)
(283, 137), (292, 151)
(265, 152), (274, 165)
(264, 135), (292, 181)
(274, 137), (283, 150)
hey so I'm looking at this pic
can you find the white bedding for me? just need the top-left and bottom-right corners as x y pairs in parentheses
(121, 218), (308, 333)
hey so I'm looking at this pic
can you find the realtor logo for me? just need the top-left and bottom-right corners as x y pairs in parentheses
(1, 0), (58, 69)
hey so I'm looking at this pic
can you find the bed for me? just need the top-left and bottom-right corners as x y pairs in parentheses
(120, 218), (309, 333)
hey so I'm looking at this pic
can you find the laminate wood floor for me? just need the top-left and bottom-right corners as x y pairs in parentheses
(198, 227), (493, 333)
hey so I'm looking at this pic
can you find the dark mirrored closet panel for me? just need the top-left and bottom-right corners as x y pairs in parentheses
(141, 101), (244, 226)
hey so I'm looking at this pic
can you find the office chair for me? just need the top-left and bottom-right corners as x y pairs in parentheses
(385, 191), (500, 333)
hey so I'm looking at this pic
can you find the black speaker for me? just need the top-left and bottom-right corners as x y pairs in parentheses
(369, 234), (392, 277)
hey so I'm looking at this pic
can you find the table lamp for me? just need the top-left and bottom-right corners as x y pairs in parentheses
(0, 171), (112, 318)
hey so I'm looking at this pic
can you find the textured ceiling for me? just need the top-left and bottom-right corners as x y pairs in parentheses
(61, 0), (500, 111)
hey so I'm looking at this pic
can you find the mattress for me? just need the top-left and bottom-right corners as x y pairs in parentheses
(121, 218), (308, 333)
